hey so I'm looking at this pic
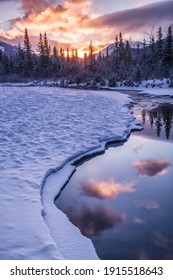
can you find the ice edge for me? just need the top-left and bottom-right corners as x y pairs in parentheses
(40, 121), (143, 260)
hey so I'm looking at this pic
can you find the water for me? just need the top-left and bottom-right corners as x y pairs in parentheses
(55, 99), (173, 260)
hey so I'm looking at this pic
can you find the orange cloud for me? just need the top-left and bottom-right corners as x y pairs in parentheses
(1, 0), (172, 50)
(82, 178), (135, 199)
(133, 159), (172, 177)
(1, 0), (94, 45)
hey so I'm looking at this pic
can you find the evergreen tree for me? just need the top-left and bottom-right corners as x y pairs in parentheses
(51, 46), (60, 77)
(22, 28), (33, 76)
(43, 32), (50, 58)
(37, 33), (44, 56)
(15, 43), (24, 74)
(156, 27), (163, 57)
(89, 40), (94, 57)
(66, 47), (70, 62)
(163, 26), (173, 75)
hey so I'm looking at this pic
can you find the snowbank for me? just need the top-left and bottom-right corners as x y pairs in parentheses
(0, 87), (140, 260)
(140, 88), (173, 97)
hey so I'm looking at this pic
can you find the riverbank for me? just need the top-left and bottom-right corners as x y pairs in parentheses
(0, 79), (172, 97)
(0, 87), (138, 260)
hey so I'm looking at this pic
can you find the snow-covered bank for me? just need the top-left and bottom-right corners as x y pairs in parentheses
(0, 87), (140, 259)
(0, 78), (173, 93)
(140, 88), (173, 97)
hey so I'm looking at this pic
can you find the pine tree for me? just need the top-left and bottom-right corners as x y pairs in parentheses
(22, 28), (33, 77)
(89, 40), (94, 57)
(23, 28), (32, 55)
(163, 26), (173, 70)
(51, 46), (60, 77)
(15, 43), (24, 74)
(156, 27), (163, 57)
(37, 33), (44, 56)
(66, 47), (70, 62)
(75, 49), (78, 59)
(60, 47), (64, 59)
(125, 40), (132, 63)
(43, 32), (50, 58)
(115, 35), (119, 52)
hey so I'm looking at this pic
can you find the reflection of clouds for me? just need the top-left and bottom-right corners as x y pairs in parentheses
(66, 205), (124, 237)
(81, 178), (135, 200)
(133, 159), (172, 177)
(154, 231), (173, 251)
(134, 200), (160, 210)
(133, 216), (146, 224)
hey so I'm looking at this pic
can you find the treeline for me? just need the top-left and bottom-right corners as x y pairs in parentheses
(0, 26), (173, 86)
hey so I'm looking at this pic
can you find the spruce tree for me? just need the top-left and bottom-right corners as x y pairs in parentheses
(163, 26), (173, 71)
(23, 28), (33, 77)
(156, 27), (163, 57)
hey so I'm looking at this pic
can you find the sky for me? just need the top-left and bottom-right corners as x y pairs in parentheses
(0, 0), (173, 55)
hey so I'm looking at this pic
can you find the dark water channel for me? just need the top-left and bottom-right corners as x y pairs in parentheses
(55, 97), (173, 260)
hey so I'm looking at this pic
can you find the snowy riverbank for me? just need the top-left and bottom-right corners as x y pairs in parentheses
(0, 87), (143, 260)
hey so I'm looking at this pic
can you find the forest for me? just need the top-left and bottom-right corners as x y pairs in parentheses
(0, 25), (173, 87)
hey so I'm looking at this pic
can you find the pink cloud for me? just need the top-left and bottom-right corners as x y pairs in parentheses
(133, 159), (172, 177)
(82, 178), (135, 200)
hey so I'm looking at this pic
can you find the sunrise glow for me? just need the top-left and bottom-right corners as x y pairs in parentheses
(0, 0), (172, 51)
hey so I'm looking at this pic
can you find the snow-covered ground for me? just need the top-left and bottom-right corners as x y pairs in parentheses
(0, 87), (141, 260)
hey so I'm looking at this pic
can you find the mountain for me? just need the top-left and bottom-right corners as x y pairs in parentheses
(0, 35), (70, 55)
(0, 40), (18, 56)
(100, 40), (144, 57)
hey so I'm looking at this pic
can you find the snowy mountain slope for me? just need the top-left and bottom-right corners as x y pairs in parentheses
(0, 40), (18, 56)
(100, 40), (143, 57)
(0, 87), (139, 259)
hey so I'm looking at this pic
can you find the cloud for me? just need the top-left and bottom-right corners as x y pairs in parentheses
(1, 0), (173, 49)
(19, 0), (51, 14)
(81, 178), (135, 200)
(2, 0), (93, 44)
(66, 205), (124, 237)
(0, 0), (16, 1)
(133, 159), (172, 177)
(87, 1), (173, 36)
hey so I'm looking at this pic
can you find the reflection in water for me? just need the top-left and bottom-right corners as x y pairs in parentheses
(55, 102), (173, 259)
(65, 205), (124, 237)
(134, 200), (160, 210)
(133, 159), (172, 177)
(82, 178), (135, 200)
(141, 104), (173, 139)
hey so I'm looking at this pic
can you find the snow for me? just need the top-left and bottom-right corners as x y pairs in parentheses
(140, 88), (173, 97)
(0, 87), (141, 260)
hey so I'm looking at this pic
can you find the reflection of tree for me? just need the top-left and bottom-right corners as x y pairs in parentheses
(155, 112), (162, 137)
(163, 108), (173, 139)
(142, 109), (146, 124)
(147, 105), (173, 139)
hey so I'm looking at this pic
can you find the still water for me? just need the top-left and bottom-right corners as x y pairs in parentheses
(55, 101), (173, 260)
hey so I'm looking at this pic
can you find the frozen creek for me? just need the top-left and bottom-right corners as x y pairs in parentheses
(1, 86), (172, 260)
(56, 100), (173, 260)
